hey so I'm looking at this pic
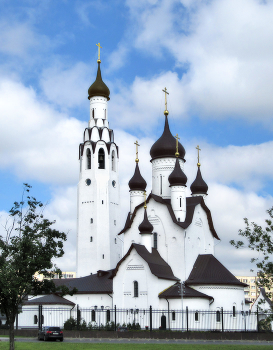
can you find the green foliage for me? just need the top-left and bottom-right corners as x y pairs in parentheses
(230, 207), (273, 300)
(258, 317), (272, 332)
(63, 317), (77, 330)
(0, 184), (68, 349)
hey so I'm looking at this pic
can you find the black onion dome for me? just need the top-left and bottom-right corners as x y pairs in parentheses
(168, 158), (187, 186)
(150, 116), (185, 160)
(88, 62), (110, 100)
(128, 163), (147, 191)
(190, 167), (208, 195)
(139, 209), (153, 234)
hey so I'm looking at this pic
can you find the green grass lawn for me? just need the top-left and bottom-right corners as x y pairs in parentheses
(0, 343), (271, 350)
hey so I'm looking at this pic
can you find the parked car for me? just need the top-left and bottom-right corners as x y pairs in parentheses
(38, 326), (63, 341)
(117, 326), (128, 332)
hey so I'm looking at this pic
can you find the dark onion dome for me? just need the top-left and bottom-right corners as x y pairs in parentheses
(168, 158), (187, 186)
(139, 209), (153, 234)
(190, 166), (208, 195)
(128, 163), (147, 191)
(150, 116), (185, 160)
(88, 62), (110, 100)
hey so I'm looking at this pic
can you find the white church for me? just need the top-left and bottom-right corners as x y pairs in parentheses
(20, 49), (260, 331)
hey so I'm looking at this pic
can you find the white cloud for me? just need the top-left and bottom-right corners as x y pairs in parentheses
(40, 61), (92, 109)
(0, 77), (84, 185)
(124, 0), (273, 125)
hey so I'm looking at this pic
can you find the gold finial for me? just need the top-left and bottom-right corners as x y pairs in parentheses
(134, 140), (140, 163)
(175, 134), (180, 157)
(144, 191), (147, 209)
(162, 87), (169, 116)
(96, 43), (102, 63)
(196, 145), (201, 167)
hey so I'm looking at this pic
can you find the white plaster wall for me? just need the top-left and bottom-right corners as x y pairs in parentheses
(184, 204), (215, 279)
(113, 249), (178, 309)
(89, 96), (108, 121)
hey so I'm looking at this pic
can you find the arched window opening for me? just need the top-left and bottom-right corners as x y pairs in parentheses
(102, 254), (104, 259)
(133, 281), (138, 297)
(105, 109), (107, 119)
(92, 109), (95, 118)
(92, 310), (96, 322)
(34, 315), (38, 324)
(90, 236), (93, 242)
(86, 148), (91, 169)
(98, 148), (105, 169)
(195, 311), (199, 322)
(233, 305), (236, 317)
(180, 197), (182, 207)
(216, 310), (221, 322)
(91, 218), (93, 224)
(115, 238), (117, 244)
(172, 312), (175, 321)
(106, 309), (110, 322)
(153, 232), (158, 249)
(160, 175), (163, 195)
(112, 151), (116, 171)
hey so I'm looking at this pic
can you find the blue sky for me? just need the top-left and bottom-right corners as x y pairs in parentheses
(0, 0), (273, 275)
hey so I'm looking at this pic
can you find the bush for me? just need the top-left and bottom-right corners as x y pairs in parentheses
(64, 317), (77, 330)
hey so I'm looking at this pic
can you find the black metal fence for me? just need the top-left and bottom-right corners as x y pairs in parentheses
(17, 306), (273, 332)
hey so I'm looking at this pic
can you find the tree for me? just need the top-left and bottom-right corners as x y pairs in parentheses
(0, 184), (70, 350)
(230, 207), (273, 301)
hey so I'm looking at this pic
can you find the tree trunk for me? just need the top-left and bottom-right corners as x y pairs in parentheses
(9, 317), (15, 350)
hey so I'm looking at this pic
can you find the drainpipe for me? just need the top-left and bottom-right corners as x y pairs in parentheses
(166, 299), (170, 330)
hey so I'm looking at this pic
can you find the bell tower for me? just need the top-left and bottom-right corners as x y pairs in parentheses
(76, 44), (121, 277)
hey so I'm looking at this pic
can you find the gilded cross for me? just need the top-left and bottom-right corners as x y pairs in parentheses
(144, 191), (147, 209)
(175, 134), (180, 157)
(134, 140), (140, 162)
(196, 145), (201, 166)
(96, 43), (102, 61)
(162, 87), (169, 112)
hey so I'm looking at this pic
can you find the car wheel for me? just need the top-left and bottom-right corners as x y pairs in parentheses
(60, 339), (63, 342)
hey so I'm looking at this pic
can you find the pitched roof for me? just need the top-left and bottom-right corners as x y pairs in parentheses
(119, 193), (220, 240)
(185, 254), (248, 287)
(159, 282), (213, 301)
(53, 270), (114, 294)
(259, 288), (273, 307)
(113, 243), (179, 281)
(23, 294), (75, 306)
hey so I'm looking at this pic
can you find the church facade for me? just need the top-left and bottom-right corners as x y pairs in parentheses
(20, 51), (257, 330)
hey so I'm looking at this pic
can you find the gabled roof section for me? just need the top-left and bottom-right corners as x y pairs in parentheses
(53, 270), (114, 294)
(159, 282), (213, 301)
(23, 294), (75, 306)
(185, 254), (248, 287)
(113, 243), (179, 281)
(118, 193), (219, 240)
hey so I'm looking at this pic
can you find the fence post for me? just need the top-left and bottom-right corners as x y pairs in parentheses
(38, 304), (43, 331)
(186, 306), (189, 332)
(257, 308), (259, 333)
(221, 307), (224, 332)
(114, 305), (116, 331)
(76, 304), (80, 330)
(149, 305), (152, 332)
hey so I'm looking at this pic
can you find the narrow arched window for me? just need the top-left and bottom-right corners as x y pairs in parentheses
(112, 150), (116, 171)
(92, 109), (94, 118)
(86, 148), (91, 169)
(106, 309), (110, 322)
(216, 310), (221, 322)
(92, 310), (96, 321)
(160, 175), (163, 195)
(98, 148), (105, 169)
(153, 232), (157, 249)
(195, 311), (199, 322)
(134, 281), (138, 297)
(34, 315), (38, 324)
(233, 305), (236, 317)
